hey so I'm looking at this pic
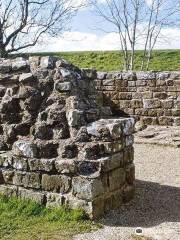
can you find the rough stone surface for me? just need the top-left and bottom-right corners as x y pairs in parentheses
(95, 71), (180, 127)
(0, 56), (135, 219)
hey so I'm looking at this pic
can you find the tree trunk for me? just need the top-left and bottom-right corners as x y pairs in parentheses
(0, 46), (8, 58)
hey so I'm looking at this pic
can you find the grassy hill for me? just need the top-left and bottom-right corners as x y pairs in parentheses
(30, 50), (180, 71)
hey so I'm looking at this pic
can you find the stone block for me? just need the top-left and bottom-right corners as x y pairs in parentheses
(125, 163), (135, 184)
(97, 72), (107, 80)
(28, 158), (55, 172)
(131, 99), (143, 108)
(13, 172), (41, 189)
(143, 99), (161, 109)
(158, 117), (173, 126)
(174, 117), (180, 126)
(153, 92), (167, 99)
(1, 170), (14, 184)
(102, 79), (115, 86)
(13, 157), (28, 171)
(118, 92), (132, 100)
(55, 159), (76, 174)
(54, 81), (72, 92)
(56, 59), (71, 68)
(136, 72), (156, 80)
(141, 117), (158, 125)
(18, 187), (46, 204)
(108, 168), (126, 191)
(121, 72), (136, 80)
(0, 184), (18, 197)
(41, 174), (71, 193)
(33, 123), (53, 140)
(36, 141), (58, 158)
(72, 176), (104, 200)
(76, 161), (100, 178)
(19, 73), (36, 85)
(0, 60), (12, 73)
(40, 56), (55, 69)
(161, 100), (174, 109)
(124, 146), (134, 163)
(66, 109), (82, 127)
(12, 57), (29, 71)
(12, 140), (38, 158)
(172, 109), (180, 116)
(0, 151), (13, 168)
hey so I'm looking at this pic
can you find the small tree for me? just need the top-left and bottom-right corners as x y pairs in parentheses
(0, 0), (80, 58)
(90, 0), (180, 71)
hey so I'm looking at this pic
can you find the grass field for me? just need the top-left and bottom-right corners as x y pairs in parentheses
(30, 49), (180, 71)
(0, 194), (100, 240)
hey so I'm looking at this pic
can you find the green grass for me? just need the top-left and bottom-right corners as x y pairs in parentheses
(0, 194), (100, 240)
(28, 49), (180, 71)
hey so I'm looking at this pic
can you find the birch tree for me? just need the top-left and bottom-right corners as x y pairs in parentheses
(90, 0), (180, 71)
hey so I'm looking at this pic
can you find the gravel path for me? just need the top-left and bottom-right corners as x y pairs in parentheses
(74, 144), (180, 240)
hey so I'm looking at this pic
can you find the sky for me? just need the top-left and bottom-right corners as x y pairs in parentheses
(31, 0), (180, 52)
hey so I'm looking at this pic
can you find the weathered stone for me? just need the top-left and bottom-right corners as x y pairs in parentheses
(100, 152), (124, 172)
(66, 109), (82, 127)
(55, 159), (76, 174)
(18, 187), (46, 204)
(161, 100), (174, 109)
(0, 184), (18, 197)
(59, 142), (78, 159)
(97, 72), (107, 80)
(19, 73), (36, 85)
(0, 152), (13, 168)
(77, 161), (100, 177)
(102, 79), (115, 86)
(0, 57), (137, 218)
(12, 58), (29, 71)
(40, 56), (55, 69)
(1, 170), (14, 184)
(56, 59), (71, 68)
(28, 158), (55, 172)
(13, 171), (41, 189)
(158, 116), (173, 125)
(41, 174), (71, 193)
(36, 141), (58, 158)
(12, 140), (38, 158)
(124, 146), (134, 163)
(33, 123), (53, 140)
(46, 192), (66, 207)
(82, 68), (97, 79)
(72, 177), (104, 200)
(0, 60), (12, 73)
(13, 156), (28, 170)
(143, 99), (161, 109)
(54, 81), (72, 92)
(108, 168), (126, 191)
(153, 92), (167, 99)
(125, 163), (135, 184)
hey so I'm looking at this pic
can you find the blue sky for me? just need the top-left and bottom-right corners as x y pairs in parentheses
(32, 0), (180, 52)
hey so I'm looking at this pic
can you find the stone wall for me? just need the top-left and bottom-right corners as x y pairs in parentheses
(0, 56), (135, 219)
(95, 71), (180, 126)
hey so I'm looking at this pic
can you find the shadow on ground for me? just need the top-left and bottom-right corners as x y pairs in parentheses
(101, 179), (180, 228)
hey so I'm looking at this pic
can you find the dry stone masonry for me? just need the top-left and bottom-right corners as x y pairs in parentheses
(95, 71), (180, 127)
(0, 56), (135, 219)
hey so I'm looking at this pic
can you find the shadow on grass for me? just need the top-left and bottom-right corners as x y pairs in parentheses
(101, 179), (180, 228)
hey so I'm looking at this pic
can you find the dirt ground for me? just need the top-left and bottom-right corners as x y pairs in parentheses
(74, 143), (180, 240)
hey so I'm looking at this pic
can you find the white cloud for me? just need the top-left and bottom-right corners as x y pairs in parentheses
(29, 27), (180, 52)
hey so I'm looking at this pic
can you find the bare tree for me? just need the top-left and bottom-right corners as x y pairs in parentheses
(0, 0), (81, 58)
(141, 0), (180, 70)
(90, 0), (180, 71)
